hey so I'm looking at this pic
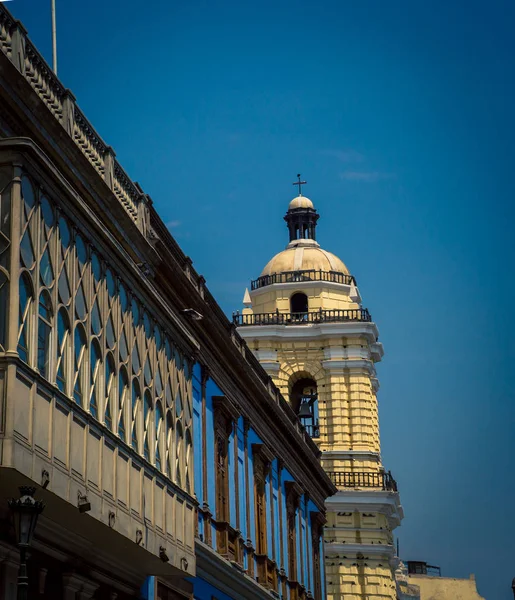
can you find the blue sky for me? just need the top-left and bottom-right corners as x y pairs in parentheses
(9, 0), (515, 597)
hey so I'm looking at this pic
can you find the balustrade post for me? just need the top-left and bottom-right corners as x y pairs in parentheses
(103, 147), (116, 191)
(61, 89), (76, 135)
(11, 21), (27, 75)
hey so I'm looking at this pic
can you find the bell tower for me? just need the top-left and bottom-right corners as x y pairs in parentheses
(234, 181), (403, 599)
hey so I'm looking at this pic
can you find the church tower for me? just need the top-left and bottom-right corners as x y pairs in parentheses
(234, 180), (403, 599)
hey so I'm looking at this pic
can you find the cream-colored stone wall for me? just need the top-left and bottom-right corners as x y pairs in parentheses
(238, 291), (400, 599)
(408, 575), (485, 600)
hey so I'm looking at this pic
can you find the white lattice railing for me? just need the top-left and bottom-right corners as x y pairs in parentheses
(0, 4), (145, 230)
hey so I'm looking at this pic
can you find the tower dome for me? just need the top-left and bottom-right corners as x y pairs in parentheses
(260, 244), (349, 277)
(288, 195), (314, 210)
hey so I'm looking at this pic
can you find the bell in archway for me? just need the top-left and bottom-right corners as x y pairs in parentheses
(298, 401), (313, 419)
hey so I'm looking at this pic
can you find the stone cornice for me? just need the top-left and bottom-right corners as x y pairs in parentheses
(326, 490), (404, 529)
(237, 321), (380, 347)
(324, 542), (395, 558)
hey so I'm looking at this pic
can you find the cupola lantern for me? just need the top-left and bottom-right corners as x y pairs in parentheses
(285, 175), (320, 242)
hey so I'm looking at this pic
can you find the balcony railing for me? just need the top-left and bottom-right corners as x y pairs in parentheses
(233, 309), (371, 326)
(251, 269), (356, 291)
(327, 471), (398, 492)
(303, 422), (320, 439)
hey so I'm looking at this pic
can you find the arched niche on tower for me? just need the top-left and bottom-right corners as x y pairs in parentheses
(289, 375), (319, 439)
(290, 292), (308, 315)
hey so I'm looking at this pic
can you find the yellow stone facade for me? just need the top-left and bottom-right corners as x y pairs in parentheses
(236, 193), (403, 599)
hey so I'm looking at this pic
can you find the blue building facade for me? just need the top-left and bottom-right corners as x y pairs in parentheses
(189, 362), (330, 600)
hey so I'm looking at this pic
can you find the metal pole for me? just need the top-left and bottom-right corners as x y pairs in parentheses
(17, 546), (28, 600)
(51, 0), (57, 73)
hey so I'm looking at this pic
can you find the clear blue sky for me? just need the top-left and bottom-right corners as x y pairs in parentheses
(10, 0), (515, 598)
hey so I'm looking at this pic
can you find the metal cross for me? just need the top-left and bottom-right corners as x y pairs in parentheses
(292, 174), (307, 195)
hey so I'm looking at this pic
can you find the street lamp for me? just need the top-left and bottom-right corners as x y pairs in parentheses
(8, 486), (45, 600)
(511, 577), (515, 599)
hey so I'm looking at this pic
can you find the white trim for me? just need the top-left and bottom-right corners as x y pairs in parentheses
(326, 490), (404, 529)
(324, 542), (395, 558)
(321, 450), (381, 462)
(237, 322), (380, 345)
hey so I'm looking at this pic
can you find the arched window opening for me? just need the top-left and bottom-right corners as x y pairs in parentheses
(290, 292), (308, 315)
(166, 412), (173, 479)
(105, 353), (116, 430)
(143, 391), (153, 462)
(155, 401), (164, 472)
(131, 380), (141, 452)
(176, 422), (183, 487)
(18, 274), (33, 363)
(37, 291), (52, 378)
(89, 341), (102, 418)
(291, 377), (319, 439)
(73, 325), (87, 406)
(56, 308), (70, 393)
(118, 368), (129, 441)
(185, 429), (192, 494)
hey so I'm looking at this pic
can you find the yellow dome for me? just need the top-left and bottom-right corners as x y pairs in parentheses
(288, 195), (314, 210)
(261, 240), (349, 276)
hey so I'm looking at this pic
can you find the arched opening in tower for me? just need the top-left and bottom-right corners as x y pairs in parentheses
(290, 292), (308, 315)
(290, 377), (319, 438)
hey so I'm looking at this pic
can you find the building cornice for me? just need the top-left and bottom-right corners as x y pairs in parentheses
(237, 321), (380, 347)
(324, 542), (395, 558)
(327, 490), (404, 529)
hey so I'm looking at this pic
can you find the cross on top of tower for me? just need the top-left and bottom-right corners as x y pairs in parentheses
(292, 174), (307, 196)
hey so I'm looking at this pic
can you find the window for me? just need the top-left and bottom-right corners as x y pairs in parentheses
(252, 443), (276, 590)
(37, 291), (52, 378)
(73, 325), (87, 406)
(311, 512), (324, 600)
(176, 422), (183, 486)
(166, 411), (173, 479)
(105, 353), (116, 430)
(56, 309), (70, 393)
(285, 482), (302, 584)
(18, 273), (33, 363)
(131, 380), (141, 451)
(212, 395), (239, 558)
(155, 401), (164, 471)
(143, 391), (152, 462)
(118, 368), (129, 441)
(89, 340), (102, 418)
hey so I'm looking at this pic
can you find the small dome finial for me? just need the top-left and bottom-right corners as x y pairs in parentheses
(292, 173), (307, 196)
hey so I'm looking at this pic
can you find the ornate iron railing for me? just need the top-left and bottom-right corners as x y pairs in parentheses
(233, 309), (371, 326)
(251, 269), (356, 291)
(327, 471), (398, 491)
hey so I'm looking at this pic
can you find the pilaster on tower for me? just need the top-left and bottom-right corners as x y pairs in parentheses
(234, 183), (403, 600)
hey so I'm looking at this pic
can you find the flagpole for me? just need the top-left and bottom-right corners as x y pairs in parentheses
(51, 0), (57, 73)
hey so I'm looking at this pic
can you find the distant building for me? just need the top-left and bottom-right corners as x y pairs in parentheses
(0, 4), (333, 599)
(235, 191), (403, 598)
(395, 561), (485, 600)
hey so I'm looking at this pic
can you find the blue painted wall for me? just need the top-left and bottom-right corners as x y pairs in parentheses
(190, 363), (325, 599)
